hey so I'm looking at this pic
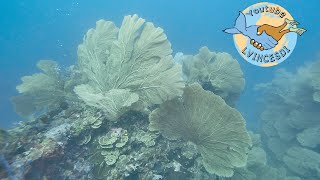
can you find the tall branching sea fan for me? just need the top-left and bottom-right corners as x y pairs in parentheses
(74, 14), (185, 121)
(11, 60), (80, 118)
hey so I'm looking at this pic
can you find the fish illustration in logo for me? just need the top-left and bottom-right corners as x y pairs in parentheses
(224, 12), (306, 51)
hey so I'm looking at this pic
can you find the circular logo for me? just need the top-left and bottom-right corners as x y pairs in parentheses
(224, 2), (306, 67)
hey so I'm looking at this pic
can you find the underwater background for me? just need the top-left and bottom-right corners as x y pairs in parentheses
(1, 0), (320, 179)
(1, 0), (319, 129)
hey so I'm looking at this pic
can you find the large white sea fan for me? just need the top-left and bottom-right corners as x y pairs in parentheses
(75, 14), (184, 120)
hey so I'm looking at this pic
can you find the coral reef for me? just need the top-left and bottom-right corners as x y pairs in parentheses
(87, 112), (219, 179)
(2, 14), (254, 179)
(0, 105), (90, 179)
(256, 60), (320, 179)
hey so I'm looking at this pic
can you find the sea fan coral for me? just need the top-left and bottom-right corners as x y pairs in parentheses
(230, 132), (301, 180)
(75, 14), (184, 121)
(257, 60), (320, 179)
(283, 146), (320, 178)
(149, 83), (251, 177)
(11, 60), (79, 117)
(174, 46), (245, 105)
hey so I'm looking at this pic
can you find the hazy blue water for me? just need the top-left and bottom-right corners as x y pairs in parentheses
(0, 0), (319, 129)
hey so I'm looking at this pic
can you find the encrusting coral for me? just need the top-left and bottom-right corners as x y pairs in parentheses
(133, 129), (158, 147)
(98, 128), (128, 149)
(81, 108), (103, 129)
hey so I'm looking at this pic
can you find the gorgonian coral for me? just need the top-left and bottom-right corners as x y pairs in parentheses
(74, 14), (184, 121)
(257, 60), (320, 179)
(174, 46), (245, 105)
(149, 83), (251, 177)
(11, 60), (80, 117)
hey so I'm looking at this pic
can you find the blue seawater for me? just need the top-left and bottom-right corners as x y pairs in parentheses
(1, 0), (319, 128)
